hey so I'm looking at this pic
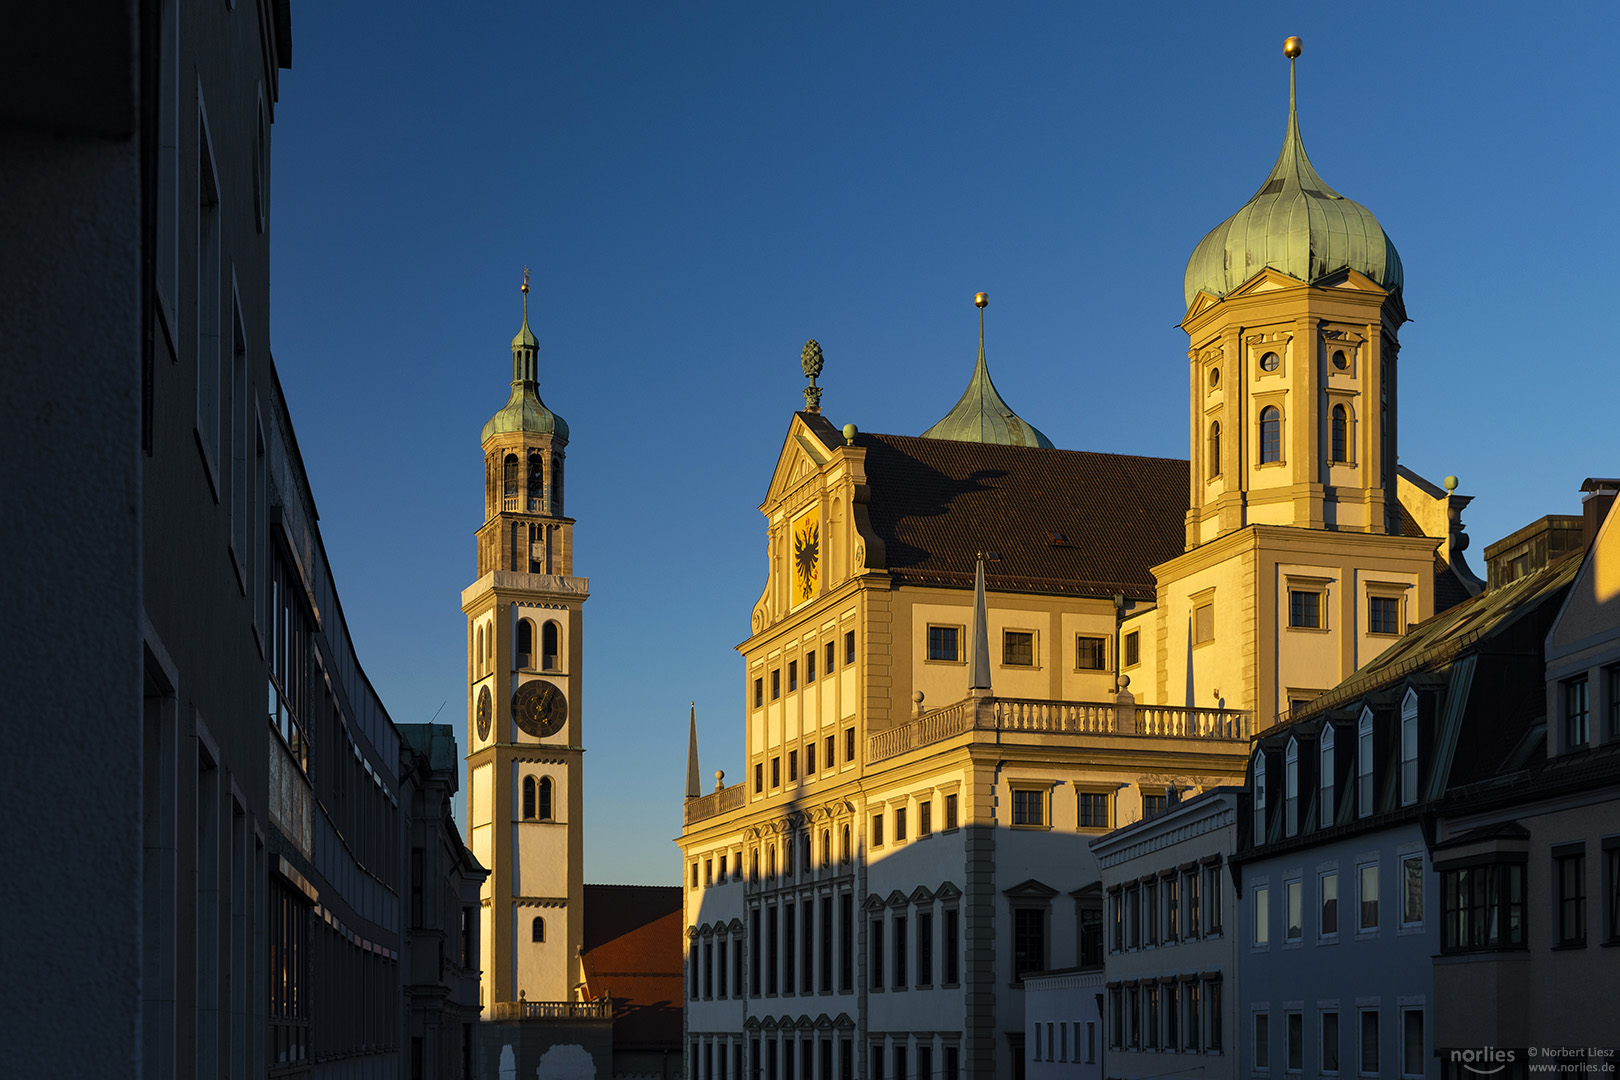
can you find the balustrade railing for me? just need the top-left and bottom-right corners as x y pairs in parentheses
(488, 998), (612, 1022)
(684, 782), (747, 825)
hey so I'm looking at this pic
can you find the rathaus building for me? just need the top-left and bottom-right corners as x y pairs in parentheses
(677, 39), (1478, 1080)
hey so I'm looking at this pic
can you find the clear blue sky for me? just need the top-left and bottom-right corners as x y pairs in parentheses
(269, 3), (1620, 883)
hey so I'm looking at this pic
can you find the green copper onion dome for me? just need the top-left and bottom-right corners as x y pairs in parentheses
(922, 293), (1055, 450)
(1183, 46), (1403, 309)
(482, 277), (568, 444)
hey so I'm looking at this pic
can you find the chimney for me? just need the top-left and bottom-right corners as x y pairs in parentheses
(1581, 478), (1619, 551)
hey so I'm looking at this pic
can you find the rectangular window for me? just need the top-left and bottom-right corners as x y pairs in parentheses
(819, 897), (832, 991)
(196, 114), (222, 480)
(1401, 1009), (1424, 1078)
(755, 763), (764, 794)
(1400, 705), (1419, 806)
(1206, 864), (1223, 934)
(805, 742), (816, 775)
(1003, 630), (1035, 666)
(1186, 982), (1201, 1052)
(825, 735), (834, 771)
(788, 661), (798, 692)
(767, 905), (778, 994)
(1080, 907), (1102, 966)
(1124, 630), (1140, 667)
(1142, 792), (1167, 819)
(1145, 985), (1159, 1049)
(1012, 788), (1045, 827)
(919, 800), (932, 836)
(1255, 1012), (1270, 1070)
(840, 894), (853, 992)
(788, 751), (798, 783)
(893, 1046), (906, 1080)
(1359, 1010), (1379, 1075)
(917, 911), (933, 985)
(1078, 792), (1109, 829)
(1285, 880), (1302, 941)
(1075, 635), (1106, 670)
(871, 813), (883, 847)
(705, 859), (714, 886)
(717, 940), (727, 997)
(1186, 870), (1201, 938)
(754, 678), (763, 708)
(870, 1045), (884, 1080)
(771, 758), (781, 789)
(1321, 871), (1339, 936)
(945, 793), (959, 830)
(894, 807), (907, 842)
(1610, 665), (1620, 739)
(1109, 987), (1124, 1048)
(946, 1045), (960, 1078)
(1193, 602), (1214, 644)
(1166, 876), (1180, 941)
(892, 914), (907, 988)
(1607, 845), (1620, 944)
(927, 625), (960, 662)
(783, 902), (795, 992)
(844, 728), (854, 762)
(1369, 595), (1400, 635)
(869, 918), (883, 989)
(1289, 590), (1322, 629)
(1287, 1011), (1303, 1072)
(1013, 907), (1046, 977)
(1322, 1011), (1340, 1073)
(805, 650), (816, 682)
(844, 630), (855, 664)
(1441, 860), (1526, 951)
(1208, 978), (1223, 1051)
(943, 908), (959, 984)
(1254, 884), (1270, 946)
(1565, 676), (1590, 749)
(771, 670), (781, 699)
(1401, 855), (1424, 927)
(1165, 982), (1179, 1049)
(1145, 880), (1159, 945)
(1360, 864), (1379, 931)
(1557, 849), (1586, 946)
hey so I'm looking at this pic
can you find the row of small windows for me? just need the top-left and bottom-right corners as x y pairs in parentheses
(500, 450), (561, 516)
(474, 617), (564, 675)
(754, 728), (858, 795)
(756, 631), (856, 706)
(1107, 976), (1223, 1056)
(1204, 348), (1349, 391)
(692, 826), (855, 889)
(926, 628), (1111, 671)
(870, 794), (960, 847)
(1249, 1006), (1422, 1079)
(1250, 858), (1423, 948)
(689, 1037), (854, 1080)
(1108, 862), (1224, 953)
(1204, 404), (1354, 478)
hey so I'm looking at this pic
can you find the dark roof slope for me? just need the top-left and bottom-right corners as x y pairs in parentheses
(858, 433), (1189, 599)
(580, 884), (682, 1051)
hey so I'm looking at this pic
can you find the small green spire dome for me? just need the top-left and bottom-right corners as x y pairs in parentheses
(1183, 44), (1403, 308)
(482, 275), (568, 444)
(921, 293), (1054, 450)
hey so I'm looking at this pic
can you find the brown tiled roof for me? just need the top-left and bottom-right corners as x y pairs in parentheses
(580, 885), (683, 1051)
(857, 433), (1189, 599)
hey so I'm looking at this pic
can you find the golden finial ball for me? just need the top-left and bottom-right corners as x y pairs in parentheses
(974, 292), (989, 308)
(1284, 36), (1303, 59)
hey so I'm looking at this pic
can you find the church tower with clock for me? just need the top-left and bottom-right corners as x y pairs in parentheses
(463, 272), (588, 1007)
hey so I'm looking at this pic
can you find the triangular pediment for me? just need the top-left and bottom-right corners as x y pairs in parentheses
(861, 892), (887, 913)
(909, 884), (935, 905)
(934, 881), (962, 901)
(761, 413), (844, 511)
(1002, 877), (1060, 899)
(886, 889), (909, 909)
(1182, 289), (1223, 321)
(1226, 266), (1308, 299)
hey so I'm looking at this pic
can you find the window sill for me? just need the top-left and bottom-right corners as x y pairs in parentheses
(924, 658), (966, 666)
(1287, 625), (1330, 634)
(1551, 941), (1588, 951)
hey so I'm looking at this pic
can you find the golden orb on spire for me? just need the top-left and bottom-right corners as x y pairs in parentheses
(974, 292), (988, 308)
(1283, 36), (1303, 59)
(521, 266), (531, 294)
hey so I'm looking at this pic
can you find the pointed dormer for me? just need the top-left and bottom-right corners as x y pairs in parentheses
(922, 292), (1054, 450)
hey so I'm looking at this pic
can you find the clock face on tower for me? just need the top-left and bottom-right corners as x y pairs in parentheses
(792, 506), (820, 604)
(476, 685), (492, 742)
(512, 679), (568, 738)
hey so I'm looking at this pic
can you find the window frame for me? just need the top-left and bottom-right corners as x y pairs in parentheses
(1074, 634), (1108, 671)
(1002, 628), (1037, 668)
(1565, 675), (1590, 750)
(1400, 691), (1420, 807)
(1320, 869), (1339, 939)
(1253, 883), (1270, 947)
(1400, 853), (1424, 929)
(926, 623), (964, 664)
(1555, 846), (1587, 947)
(1358, 862), (1379, 933)
(1321, 1010), (1340, 1074)
(1368, 593), (1401, 636)
(1259, 404), (1282, 465)
(1010, 785), (1049, 828)
(1123, 629), (1140, 668)
(1288, 588), (1324, 630)
(1285, 878), (1303, 943)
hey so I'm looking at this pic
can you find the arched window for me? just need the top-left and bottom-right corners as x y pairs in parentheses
(841, 824), (851, 863)
(532, 916), (545, 943)
(517, 619), (534, 669)
(538, 776), (553, 821)
(751, 848), (760, 882)
(527, 451), (544, 512)
(767, 844), (776, 879)
(1207, 420), (1222, 479)
(1253, 751), (1267, 841)
(821, 829), (831, 870)
(1331, 405), (1348, 462)
(1320, 724), (1336, 829)
(522, 776), (537, 820)
(550, 453), (563, 514)
(1284, 737), (1299, 838)
(503, 454), (520, 507)
(801, 832), (811, 871)
(476, 624), (485, 675)
(1259, 406), (1281, 463)
(542, 621), (561, 672)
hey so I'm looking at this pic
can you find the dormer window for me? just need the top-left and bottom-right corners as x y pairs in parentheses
(1320, 725), (1335, 829)
(1284, 738), (1299, 838)
(1400, 690), (1419, 806)
(1564, 676), (1590, 751)
(1253, 751), (1267, 842)
(1357, 709), (1375, 818)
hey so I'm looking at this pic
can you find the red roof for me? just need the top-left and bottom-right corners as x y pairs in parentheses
(580, 884), (683, 1051)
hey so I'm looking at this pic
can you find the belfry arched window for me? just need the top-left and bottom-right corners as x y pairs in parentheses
(503, 454), (520, 510)
(1259, 406), (1282, 464)
(542, 621), (561, 672)
(522, 776), (537, 820)
(1331, 405), (1348, 463)
(1208, 421), (1222, 479)
(538, 776), (553, 821)
(532, 916), (545, 942)
(527, 451), (544, 513)
(517, 619), (534, 669)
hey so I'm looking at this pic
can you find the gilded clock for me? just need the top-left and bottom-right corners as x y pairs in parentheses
(476, 685), (492, 741)
(512, 679), (568, 738)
